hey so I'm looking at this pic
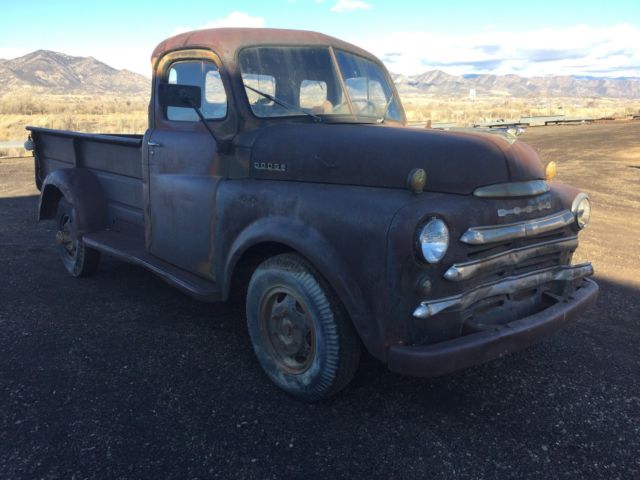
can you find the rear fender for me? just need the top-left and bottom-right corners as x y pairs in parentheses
(38, 168), (107, 235)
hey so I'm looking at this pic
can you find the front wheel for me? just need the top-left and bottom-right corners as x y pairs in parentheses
(246, 253), (361, 401)
(55, 198), (100, 277)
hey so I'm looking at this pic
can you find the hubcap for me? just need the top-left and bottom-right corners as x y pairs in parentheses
(260, 289), (316, 374)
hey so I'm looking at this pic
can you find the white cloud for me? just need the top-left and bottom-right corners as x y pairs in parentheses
(331, 0), (371, 12)
(356, 23), (640, 77)
(5, 21), (636, 80)
(173, 11), (265, 35)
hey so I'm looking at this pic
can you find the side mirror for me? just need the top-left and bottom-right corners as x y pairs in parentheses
(157, 82), (227, 152)
(158, 83), (202, 109)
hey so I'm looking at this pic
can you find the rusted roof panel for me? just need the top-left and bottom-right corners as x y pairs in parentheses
(151, 27), (377, 66)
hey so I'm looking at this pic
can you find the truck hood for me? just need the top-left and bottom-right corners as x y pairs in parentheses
(244, 123), (544, 195)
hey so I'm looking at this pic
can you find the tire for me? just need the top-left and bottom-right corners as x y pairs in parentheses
(55, 198), (100, 277)
(246, 253), (361, 401)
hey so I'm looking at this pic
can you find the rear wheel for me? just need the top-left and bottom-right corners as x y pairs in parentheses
(55, 198), (100, 277)
(246, 253), (361, 401)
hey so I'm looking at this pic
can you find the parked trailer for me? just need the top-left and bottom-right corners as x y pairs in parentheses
(519, 115), (595, 126)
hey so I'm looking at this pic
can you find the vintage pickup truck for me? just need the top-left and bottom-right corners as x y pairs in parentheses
(26, 28), (598, 401)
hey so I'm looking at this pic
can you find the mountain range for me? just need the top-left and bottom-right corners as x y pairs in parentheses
(391, 70), (640, 98)
(1, 50), (639, 98)
(0, 50), (149, 94)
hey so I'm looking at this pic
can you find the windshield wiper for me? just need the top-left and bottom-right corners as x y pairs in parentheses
(244, 84), (322, 122)
(376, 96), (395, 124)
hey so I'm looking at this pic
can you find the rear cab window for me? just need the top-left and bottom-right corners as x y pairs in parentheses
(300, 80), (328, 110)
(237, 45), (402, 122)
(238, 46), (346, 118)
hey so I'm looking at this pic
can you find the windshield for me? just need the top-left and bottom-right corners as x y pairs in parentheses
(238, 46), (402, 122)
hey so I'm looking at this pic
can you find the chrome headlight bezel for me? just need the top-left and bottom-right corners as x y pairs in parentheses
(418, 217), (450, 263)
(571, 193), (591, 229)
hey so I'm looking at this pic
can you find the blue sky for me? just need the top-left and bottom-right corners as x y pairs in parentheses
(1, 0), (638, 77)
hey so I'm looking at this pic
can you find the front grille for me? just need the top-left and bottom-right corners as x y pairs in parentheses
(410, 209), (589, 343)
(462, 232), (571, 285)
(451, 214), (577, 327)
(465, 229), (566, 260)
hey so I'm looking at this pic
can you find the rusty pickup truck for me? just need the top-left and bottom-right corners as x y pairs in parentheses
(26, 28), (598, 401)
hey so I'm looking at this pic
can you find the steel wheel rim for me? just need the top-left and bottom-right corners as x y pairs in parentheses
(58, 213), (77, 259)
(259, 287), (316, 374)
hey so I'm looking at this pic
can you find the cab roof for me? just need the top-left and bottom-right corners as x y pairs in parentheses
(151, 27), (377, 68)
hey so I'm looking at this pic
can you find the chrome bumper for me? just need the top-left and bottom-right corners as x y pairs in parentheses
(390, 278), (598, 377)
(413, 263), (594, 319)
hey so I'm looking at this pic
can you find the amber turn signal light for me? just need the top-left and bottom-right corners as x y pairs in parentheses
(545, 161), (557, 181)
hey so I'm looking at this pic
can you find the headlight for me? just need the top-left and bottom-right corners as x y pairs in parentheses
(571, 193), (591, 229)
(418, 218), (449, 263)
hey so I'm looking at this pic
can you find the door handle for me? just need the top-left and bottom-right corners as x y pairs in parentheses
(147, 141), (162, 147)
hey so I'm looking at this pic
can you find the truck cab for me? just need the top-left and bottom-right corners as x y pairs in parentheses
(27, 28), (598, 401)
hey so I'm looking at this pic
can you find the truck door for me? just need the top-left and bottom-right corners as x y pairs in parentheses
(146, 54), (228, 280)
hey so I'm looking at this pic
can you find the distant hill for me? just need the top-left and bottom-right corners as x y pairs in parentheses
(0, 50), (149, 95)
(391, 70), (640, 98)
(2, 50), (638, 99)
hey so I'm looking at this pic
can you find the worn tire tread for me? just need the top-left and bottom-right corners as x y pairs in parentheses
(247, 253), (361, 401)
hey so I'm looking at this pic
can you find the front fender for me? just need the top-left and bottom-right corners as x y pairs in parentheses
(222, 216), (381, 358)
(38, 168), (107, 235)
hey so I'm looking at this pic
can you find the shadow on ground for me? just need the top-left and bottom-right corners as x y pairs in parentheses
(1, 195), (638, 479)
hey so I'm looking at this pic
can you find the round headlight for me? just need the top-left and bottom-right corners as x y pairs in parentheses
(571, 193), (591, 229)
(418, 218), (449, 263)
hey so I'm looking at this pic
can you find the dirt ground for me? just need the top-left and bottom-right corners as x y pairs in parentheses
(1, 123), (639, 479)
(521, 121), (640, 288)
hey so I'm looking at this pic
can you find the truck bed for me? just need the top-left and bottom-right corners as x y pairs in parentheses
(27, 126), (222, 300)
(27, 126), (144, 229)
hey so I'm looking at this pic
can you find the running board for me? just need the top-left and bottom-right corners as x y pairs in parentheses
(83, 230), (221, 302)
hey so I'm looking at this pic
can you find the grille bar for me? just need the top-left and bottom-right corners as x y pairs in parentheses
(460, 210), (575, 245)
(473, 180), (549, 198)
(445, 236), (578, 282)
(413, 263), (593, 319)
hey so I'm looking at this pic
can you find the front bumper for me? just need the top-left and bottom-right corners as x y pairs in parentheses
(387, 278), (598, 377)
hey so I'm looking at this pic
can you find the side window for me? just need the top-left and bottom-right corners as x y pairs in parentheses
(166, 60), (227, 121)
(299, 80), (327, 109)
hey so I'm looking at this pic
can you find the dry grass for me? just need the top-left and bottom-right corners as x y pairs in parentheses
(1, 92), (639, 152)
(402, 95), (640, 124)
(0, 93), (148, 144)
